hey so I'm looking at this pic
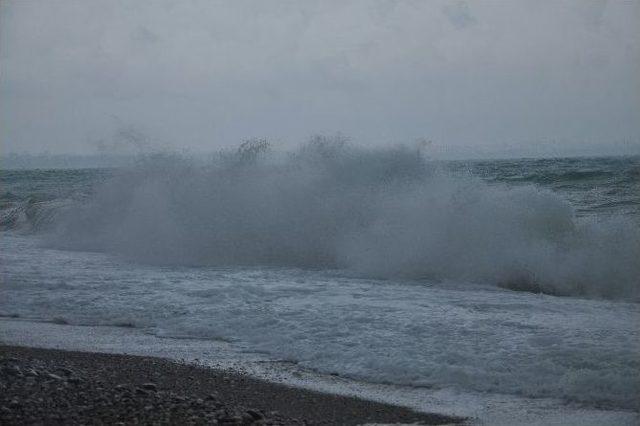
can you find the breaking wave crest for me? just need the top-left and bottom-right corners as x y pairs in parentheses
(48, 140), (640, 300)
(1, 197), (68, 232)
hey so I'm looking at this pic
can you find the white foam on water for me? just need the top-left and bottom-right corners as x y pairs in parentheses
(1, 232), (639, 423)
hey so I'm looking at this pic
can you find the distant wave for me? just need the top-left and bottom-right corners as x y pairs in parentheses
(18, 140), (640, 300)
(504, 169), (615, 184)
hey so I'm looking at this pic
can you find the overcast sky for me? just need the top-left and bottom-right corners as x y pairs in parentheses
(1, 0), (639, 158)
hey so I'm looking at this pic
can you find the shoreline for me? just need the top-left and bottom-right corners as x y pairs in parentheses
(0, 344), (462, 425)
(1, 319), (638, 425)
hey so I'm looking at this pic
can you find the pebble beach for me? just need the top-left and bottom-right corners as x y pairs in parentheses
(0, 345), (461, 425)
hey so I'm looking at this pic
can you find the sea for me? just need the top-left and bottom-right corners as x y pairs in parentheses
(1, 146), (639, 425)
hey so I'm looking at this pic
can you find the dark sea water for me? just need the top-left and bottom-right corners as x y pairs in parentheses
(448, 156), (640, 217)
(1, 151), (639, 419)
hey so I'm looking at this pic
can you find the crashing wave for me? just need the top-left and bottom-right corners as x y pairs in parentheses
(38, 139), (640, 300)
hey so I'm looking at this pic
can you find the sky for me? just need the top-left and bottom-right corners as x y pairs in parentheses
(1, 0), (639, 159)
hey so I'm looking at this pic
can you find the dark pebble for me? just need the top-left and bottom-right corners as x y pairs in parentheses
(56, 367), (74, 376)
(141, 382), (157, 391)
(1, 365), (22, 376)
(24, 368), (38, 377)
(246, 409), (263, 420)
(46, 372), (63, 381)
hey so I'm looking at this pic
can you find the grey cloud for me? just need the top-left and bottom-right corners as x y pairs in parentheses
(131, 27), (160, 44)
(0, 0), (638, 158)
(442, 1), (476, 30)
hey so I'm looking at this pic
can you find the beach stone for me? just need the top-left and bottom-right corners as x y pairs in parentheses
(1, 365), (22, 376)
(241, 412), (256, 424)
(46, 373), (63, 381)
(56, 367), (74, 376)
(141, 382), (157, 391)
(24, 368), (39, 377)
(246, 409), (263, 420)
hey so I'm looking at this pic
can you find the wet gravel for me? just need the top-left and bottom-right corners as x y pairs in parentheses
(0, 345), (461, 425)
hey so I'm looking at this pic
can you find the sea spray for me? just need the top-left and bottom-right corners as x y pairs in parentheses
(37, 140), (640, 300)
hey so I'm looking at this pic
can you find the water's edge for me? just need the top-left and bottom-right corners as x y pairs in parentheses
(1, 318), (636, 426)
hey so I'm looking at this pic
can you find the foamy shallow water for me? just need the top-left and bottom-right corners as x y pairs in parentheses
(1, 232), (638, 424)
